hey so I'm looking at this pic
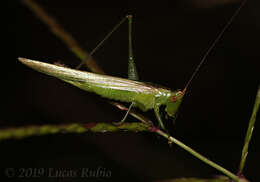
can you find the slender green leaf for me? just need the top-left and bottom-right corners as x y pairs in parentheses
(239, 85), (260, 173)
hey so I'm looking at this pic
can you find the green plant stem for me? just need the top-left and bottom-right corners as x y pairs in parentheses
(155, 129), (248, 182)
(239, 85), (260, 174)
(0, 122), (150, 141)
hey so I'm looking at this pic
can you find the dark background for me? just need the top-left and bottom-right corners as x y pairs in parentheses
(2, 0), (259, 181)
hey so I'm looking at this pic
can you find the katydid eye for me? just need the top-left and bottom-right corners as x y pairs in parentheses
(170, 95), (177, 102)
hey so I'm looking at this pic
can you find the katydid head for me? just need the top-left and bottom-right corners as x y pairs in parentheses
(165, 91), (184, 118)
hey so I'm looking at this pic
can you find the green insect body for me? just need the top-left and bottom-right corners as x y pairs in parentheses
(18, 58), (184, 122)
(19, 7), (239, 130)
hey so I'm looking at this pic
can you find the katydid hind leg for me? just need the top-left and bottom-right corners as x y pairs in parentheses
(127, 15), (139, 81)
(113, 102), (135, 125)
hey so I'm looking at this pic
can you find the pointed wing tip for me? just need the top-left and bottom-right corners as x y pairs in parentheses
(18, 57), (26, 62)
(18, 57), (50, 74)
(18, 57), (43, 69)
(18, 57), (33, 65)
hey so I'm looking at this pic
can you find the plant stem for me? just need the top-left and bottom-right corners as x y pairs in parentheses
(155, 129), (248, 182)
(239, 85), (260, 174)
(0, 122), (150, 141)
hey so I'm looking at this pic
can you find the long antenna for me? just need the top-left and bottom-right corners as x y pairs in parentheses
(183, 0), (247, 93)
(76, 16), (128, 69)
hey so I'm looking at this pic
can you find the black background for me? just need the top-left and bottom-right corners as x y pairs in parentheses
(2, 0), (260, 181)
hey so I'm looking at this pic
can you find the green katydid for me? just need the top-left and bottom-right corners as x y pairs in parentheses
(18, 5), (243, 130)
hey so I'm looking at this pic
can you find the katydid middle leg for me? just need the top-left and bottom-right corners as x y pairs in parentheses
(154, 105), (166, 130)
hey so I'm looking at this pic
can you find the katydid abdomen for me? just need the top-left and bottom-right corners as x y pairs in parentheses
(18, 58), (183, 122)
